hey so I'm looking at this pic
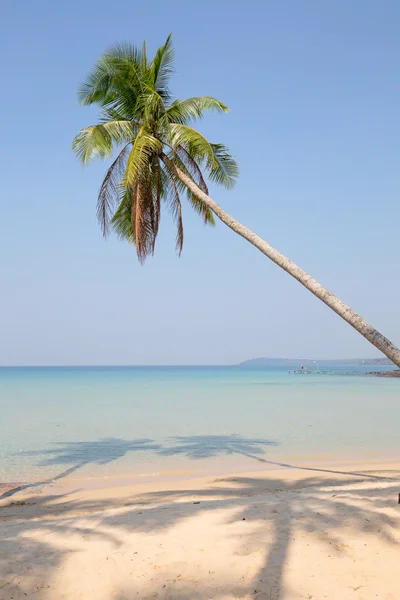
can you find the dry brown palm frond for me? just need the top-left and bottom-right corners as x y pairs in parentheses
(130, 181), (138, 244)
(151, 155), (162, 242)
(175, 145), (208, 194)
(165, 150), (214, 226)
(133, 167), (159, 262)
(97, 145), (130, 236)
(174, 193), (184, 255)
(162, 166), (184, 254)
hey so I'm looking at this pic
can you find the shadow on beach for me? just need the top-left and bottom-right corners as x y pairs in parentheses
(0, 434), (278, 500)
(3, 433), (396, 503)
(158, 434), (398, 481)
(1, 434), (400, 598)
(0, 437), (161, 500)
(1, 470), (400, 599)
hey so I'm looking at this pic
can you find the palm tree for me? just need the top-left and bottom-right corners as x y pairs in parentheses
(72, 35), (400, 368)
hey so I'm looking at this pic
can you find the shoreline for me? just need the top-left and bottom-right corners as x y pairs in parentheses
(3, 456), (400, 501)
(3, 451), (400, 498)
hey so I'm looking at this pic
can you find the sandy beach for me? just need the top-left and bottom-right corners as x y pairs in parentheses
(1, 459), (399, 600)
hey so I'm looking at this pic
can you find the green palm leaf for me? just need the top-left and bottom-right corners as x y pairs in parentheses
(166, 97), (228, 124)
(72, 121), (136, 164)
(167, 124), (216, 168)
(150, 33), (174, 98)
(123, 131), (162, 187)
(111, 188), (135, 243)
(208, 144), (239, 189)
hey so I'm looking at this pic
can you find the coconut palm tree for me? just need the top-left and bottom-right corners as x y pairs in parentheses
(72, 35), (400, 368)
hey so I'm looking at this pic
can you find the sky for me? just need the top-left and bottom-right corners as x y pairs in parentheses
(1, 1), (399, 365)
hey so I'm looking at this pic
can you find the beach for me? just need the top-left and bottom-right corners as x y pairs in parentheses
(1, 366), (400, 599)
(1, 459), (400, 600)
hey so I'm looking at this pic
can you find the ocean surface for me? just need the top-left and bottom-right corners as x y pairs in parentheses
(0, 365), (399, 484)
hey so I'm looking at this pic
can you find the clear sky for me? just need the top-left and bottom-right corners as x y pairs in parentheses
(1, 1), (399, 365)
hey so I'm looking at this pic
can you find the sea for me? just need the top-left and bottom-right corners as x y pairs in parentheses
(0, 365), (399, 485)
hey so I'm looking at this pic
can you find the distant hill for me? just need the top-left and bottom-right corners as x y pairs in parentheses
(238, 357), (393, 367)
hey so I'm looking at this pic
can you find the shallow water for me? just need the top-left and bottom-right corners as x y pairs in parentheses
(0, 366), (399, 483)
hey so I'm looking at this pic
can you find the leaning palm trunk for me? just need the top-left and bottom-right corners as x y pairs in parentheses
(161, 154), (400, 368)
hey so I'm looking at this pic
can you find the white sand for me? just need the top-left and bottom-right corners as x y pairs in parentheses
(1, 461), (399, 600)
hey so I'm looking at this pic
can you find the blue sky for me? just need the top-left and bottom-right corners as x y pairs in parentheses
(1, 1), (399, 365)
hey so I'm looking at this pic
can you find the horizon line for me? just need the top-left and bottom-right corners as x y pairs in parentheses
(0, 357), (388, 369)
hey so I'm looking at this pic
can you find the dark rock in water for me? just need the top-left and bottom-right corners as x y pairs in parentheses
(369, 370), (400, 377)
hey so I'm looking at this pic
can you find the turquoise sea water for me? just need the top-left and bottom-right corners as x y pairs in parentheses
(0, 365), (399, 484)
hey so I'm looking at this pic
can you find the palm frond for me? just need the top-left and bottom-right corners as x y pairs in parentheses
(141, 41), (147, 70)
(111, 187), (135, 243)
(162, 166), (184, 254)
(101, 64), (147, 120)
(113, 160), (163, 261)
(208, 144), (239, 189)
(78, 44), (142, 105)
(137, 88), (167, 125)
(186, 192), (216, 226)
(175, 145), (209, 194)
(150, 34), (174, 99)
(72, 121), (136, 164)
(78, 54), (118, 107)
(167, 123), (216, 168)
(166, 96), (228, 124)
(164, 155), (215, 227)
(136, 162), (165, 261)
(174, 192), (184, 255)
(123, 131), (162, 187)
(134, 178), (152, 262)
(151, 155), (162, 240)
(79, 44), (151, 120)
(97, 145), (130, 237)
(106, 42), (143, 64)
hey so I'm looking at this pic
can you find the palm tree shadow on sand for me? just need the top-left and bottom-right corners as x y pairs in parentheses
(2, 434), (400, 599)
(1, 438), (161, 500)
(158, 434), (397, 481)
(110, 472), (400, 599)
(158, 434), (279, 460)
(142, 434), (400, 598)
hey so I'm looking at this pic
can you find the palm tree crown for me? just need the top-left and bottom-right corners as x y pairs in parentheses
(72, 34), (238, 262)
